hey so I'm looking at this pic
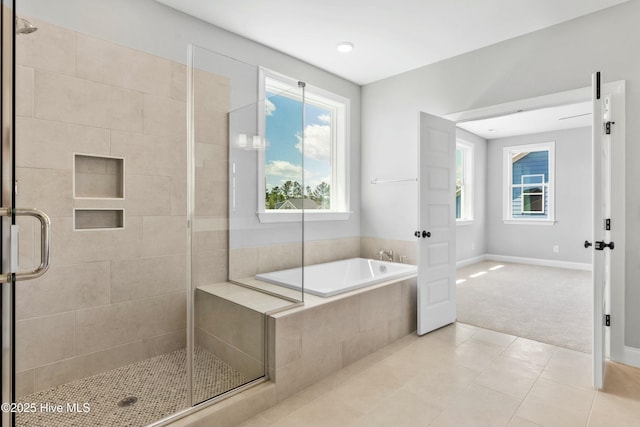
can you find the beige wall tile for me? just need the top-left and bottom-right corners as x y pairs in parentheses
(16, 261), (110, 320)
(143, 94), (186, 138)
(258, 242), (303, 274)
(171, 63), (187, 102)
(301, 297), (359, 358)
(16, 65), (34, 117)
(195, 290), (264, 361)
(16, 17), (76, 76)
(142, 329), (186, 359)
(194, 247), (228, 286)
(110, 131), (186, 179)
(33, 329), (186, 393)
(34, 340), (146, 392)
(126, 174), (172, 216)
(76, 33), (171, 97)
(75, 291), (186, 355)
(229, 247), (259, 280)
(52, 217), (143, 266)
(361, 237), (417, 264)
(16, 216), (36, 271)
(15, 312), (75, 371)
(142, 216), (188, 256)
(16, 117), (110, 170)
(16, 167), (72, 218)
(358, 283), (401, 330)
(195, 328), (264, 381)
(170, 178), (187, 216)
(15, 370), (35, 399)
(111, 254), (187, 303)
(275, 344), (343, 401)
(273, 315), (303, 369)
(34, 71), (144, 132)
(195, 178), (227, 218)
(342, 324), (389, 367)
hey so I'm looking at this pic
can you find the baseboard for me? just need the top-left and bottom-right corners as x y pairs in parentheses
(485, 254), (592, 271)
(621, 346), (640, 369)
(456, 255), (488, 268)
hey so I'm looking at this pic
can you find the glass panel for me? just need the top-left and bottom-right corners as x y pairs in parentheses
(12, 7), (190, 426)
(228, 84), (305, 301)
(189, 45), (301, 405)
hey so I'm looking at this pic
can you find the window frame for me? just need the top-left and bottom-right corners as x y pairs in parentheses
(503, 141), (556, 225)
(257, 68), (351, 223)
(456, 140), (474, 224)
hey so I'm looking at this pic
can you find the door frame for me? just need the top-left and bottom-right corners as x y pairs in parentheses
(1, 2), (16, 427)
(444, 82), (629, 369)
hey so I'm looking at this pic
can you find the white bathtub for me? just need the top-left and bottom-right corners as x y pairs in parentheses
(255, 257), (417, 297)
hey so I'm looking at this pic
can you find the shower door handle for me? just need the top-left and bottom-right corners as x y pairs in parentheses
(0, 207), (51, 282)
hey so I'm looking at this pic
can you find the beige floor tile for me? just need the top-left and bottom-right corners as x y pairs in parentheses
(429, 383), (521, 427)
(540, 347), (592, 389)
(271, 392), (366, 427)
(426, 322), (478, 347)
(588, 393), (640, 427)
(502, 337), (558, 367)
(474, 355), (542, 399)
(239, 325), (640, 427)
(452, 338), (506, 371)
(403, 364), (480, 410)
(515, 378), (595, 427)
(352, 388), (442, 427)
(473, 328), (518, 348)
(507, 416), (543, 427)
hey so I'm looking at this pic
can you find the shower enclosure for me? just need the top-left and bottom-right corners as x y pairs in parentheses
(0, 2), (309, 426)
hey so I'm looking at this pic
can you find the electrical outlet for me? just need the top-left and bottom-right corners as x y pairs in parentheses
(553, 245), (560, 253)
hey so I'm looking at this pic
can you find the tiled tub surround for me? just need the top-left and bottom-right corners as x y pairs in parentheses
(14, 16), (229, 398)
(268, 275), (418, 401)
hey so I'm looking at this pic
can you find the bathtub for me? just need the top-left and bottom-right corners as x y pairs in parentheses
(255, 257), (417, 297)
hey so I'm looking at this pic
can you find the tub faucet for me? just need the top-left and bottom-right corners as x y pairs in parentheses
(377, 249), (393, 262)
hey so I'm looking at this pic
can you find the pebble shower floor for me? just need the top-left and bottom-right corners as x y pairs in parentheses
(15, 347), (248, 427)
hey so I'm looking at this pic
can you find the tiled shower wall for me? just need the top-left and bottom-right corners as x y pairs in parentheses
(13, 17), (229, 396)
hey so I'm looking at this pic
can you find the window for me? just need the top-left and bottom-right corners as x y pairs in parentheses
(258, 68), (350, 222)
(503, 142), (555, 223)
(456, 141), (474, 221)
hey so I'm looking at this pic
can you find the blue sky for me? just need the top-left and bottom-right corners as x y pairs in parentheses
(264, 91), (331, 193)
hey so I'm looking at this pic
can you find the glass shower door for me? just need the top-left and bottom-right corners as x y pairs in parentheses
(6, 3), (192, 426)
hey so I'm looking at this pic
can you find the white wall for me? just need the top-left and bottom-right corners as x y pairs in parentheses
(456, 128), (487, 263)
(361, 1), (640, 348)
(486, 127), (591, 264)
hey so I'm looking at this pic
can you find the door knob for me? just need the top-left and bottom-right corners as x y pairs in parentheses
(584, 240), (592, 248)
(422, 230), (431, 238)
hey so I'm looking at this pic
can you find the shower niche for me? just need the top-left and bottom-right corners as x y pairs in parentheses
(73, 154), (125, 230)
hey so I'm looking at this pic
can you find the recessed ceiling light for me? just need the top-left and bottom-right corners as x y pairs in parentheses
(336, 42), (354, 53)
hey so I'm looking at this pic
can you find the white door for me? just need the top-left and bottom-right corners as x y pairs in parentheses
(417, 112), (457, 335)
(591, 72), (615, 389)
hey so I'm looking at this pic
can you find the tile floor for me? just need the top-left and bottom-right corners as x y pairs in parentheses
(15, 347), (248, 427)
(239, 323), (640, 427)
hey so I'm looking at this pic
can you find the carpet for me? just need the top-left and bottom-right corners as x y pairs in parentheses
(456, 261), (591, 353)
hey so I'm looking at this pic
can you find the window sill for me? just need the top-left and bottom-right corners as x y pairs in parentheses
(258, 211), (352, 223)
(503, 219), (556, 226)
(456, 219), (475, 226)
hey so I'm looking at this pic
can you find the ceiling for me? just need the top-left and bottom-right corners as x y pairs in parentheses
(156, 0), (627, 85)
(457, 101), (592, 139)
